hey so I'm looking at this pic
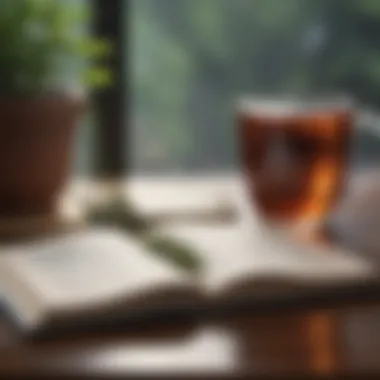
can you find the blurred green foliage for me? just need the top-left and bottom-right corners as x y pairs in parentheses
(131, 0), (380, 171)
(0, 0), (111, 95)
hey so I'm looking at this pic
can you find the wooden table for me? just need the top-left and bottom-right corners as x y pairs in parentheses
(2, 304), (380, 378)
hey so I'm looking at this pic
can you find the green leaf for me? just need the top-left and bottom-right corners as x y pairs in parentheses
(86, 200), (203, 273)
(87, 199), (152, 235)
(144, 235), (202, 273)
(0, 0), (111, 94)
(82, 67), (113, 89)
(73, 38), (113, 58)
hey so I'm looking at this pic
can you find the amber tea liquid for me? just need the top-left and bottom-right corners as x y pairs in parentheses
(237, 104), (352, 223)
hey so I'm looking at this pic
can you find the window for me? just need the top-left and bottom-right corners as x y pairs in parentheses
(130, 0), (380, 175)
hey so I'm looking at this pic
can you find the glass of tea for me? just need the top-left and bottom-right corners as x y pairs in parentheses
(236, 96), (352, 233)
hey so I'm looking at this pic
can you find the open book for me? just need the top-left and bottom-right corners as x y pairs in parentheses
(0, 179), (376, 335)
(0, 220), (374, 336)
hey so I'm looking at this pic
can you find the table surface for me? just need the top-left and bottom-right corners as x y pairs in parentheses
(3, 305), (380, 378)
(2, 175), (380, 379)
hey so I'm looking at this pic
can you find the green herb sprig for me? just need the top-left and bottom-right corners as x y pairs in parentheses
(87, 199), (202, 273)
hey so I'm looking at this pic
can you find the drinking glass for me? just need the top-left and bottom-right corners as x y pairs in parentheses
(236, 96), (353, 235)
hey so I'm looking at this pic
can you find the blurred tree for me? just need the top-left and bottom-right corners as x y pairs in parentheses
(131, 0), (380, 172)
(312, 0), (380, 106)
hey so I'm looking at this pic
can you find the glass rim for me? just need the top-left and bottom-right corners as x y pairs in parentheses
(235, 94), (355, 117)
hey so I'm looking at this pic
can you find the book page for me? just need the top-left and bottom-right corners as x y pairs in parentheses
(1, 228), (193, 309)
(159, 179), (374, 294)
(161, 223), (373, 295)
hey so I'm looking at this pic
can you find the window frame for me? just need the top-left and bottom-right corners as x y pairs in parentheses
(92, 0), (128, 178)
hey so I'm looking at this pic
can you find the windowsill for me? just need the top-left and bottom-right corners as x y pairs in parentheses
(59, 167), (379, 227)
(59, 173), (239, 224)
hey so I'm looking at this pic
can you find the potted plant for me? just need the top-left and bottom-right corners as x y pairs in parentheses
(0, 0), (111, 216)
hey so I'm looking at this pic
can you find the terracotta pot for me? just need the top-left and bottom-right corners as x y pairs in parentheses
(0, 93), (85, 217)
